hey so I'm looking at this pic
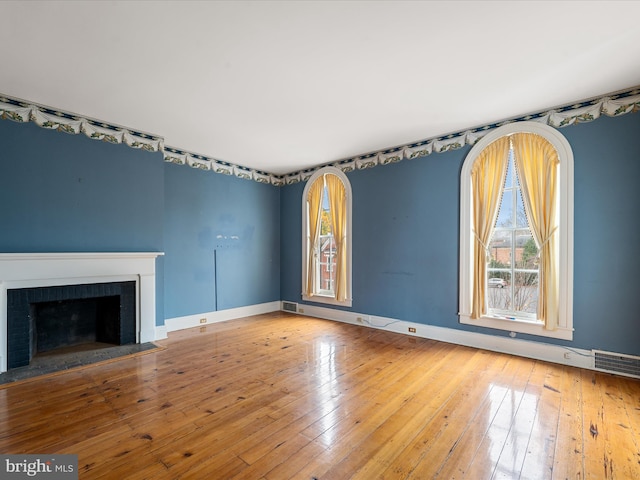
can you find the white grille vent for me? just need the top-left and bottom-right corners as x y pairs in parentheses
(282, 301), (298, 313)
(593, 350), (640, 379)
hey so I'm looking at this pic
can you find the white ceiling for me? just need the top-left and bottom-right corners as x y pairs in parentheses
(2, 1), (640, 175)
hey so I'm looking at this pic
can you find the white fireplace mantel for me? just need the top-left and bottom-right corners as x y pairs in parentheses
(0, 252), (164, 373)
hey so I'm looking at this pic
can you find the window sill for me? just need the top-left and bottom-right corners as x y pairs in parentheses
(459, 313), (573, 340)
(302, 294), (352, 308)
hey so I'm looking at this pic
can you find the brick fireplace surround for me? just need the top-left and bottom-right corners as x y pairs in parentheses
(0, 252), (163, 373)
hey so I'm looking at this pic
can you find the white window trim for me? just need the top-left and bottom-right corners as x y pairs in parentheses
(459, 122), (574, 340)
(301, 166), (353, 307)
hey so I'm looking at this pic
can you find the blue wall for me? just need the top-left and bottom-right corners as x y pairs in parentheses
(0, 120), (166, 324)
(0, 119), (282, 326)
(0, 121), (164, 252)
(280, 112), (640, 356)
(567, 114), (640, 355)
(163, 163), (280, 318)
(3, 108), (639, 354)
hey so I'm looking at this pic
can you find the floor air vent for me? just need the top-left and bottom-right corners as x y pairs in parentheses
(593, 350), (640, 379)
(282, 301), (298, 313)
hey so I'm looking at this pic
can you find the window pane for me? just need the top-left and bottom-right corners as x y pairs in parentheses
(487, 272), (511, 311)
(495, 190), (513, 228)
(513, 272), (538, 314)
(317, 235), (335, 294)
(515, 230), (537, 269)
(489, 230), (512, 268)
(320, 197), (331, 236)
(516, 189), (528, 228)
(504, 152), (514, 188)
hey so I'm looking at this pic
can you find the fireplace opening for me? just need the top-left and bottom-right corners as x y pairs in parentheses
(7, 281), (136, 369)
(32, 295), (122, 354)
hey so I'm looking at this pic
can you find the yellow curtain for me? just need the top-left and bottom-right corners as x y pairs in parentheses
(306, 176), (324, 297)
(326, 174), (348, 301)
(512, 133), (559, 330)
(471, 136), (511, 319)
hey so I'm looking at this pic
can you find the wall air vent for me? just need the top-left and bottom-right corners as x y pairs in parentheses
(282, 301), (298, 313)
(593, 350), (640, 379)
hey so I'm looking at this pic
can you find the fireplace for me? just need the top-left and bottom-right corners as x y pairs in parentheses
(0, 252), (163, 373)
(7, 281), (136, 368)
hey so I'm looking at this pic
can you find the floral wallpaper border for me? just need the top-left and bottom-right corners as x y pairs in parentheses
(2, 86), (639, 187)
(0, 97), (163, 153)
(284, 86), (640, 185)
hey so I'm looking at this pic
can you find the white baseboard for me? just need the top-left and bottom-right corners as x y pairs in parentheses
(288, 303), (594, 371)
(154, 325), (168, 341)
(165, 301), (281, 333)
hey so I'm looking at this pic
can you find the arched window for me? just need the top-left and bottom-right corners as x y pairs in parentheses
(302, 166), (352, 307)
(459, 122), (573, 340)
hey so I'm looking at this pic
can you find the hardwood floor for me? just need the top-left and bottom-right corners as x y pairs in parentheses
(1, 312), (639, 479)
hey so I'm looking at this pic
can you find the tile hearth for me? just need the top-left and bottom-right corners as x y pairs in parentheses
(0, 341), (159, 385)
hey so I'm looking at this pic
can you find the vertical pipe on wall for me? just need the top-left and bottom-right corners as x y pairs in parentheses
(213, 249), (218, 312)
